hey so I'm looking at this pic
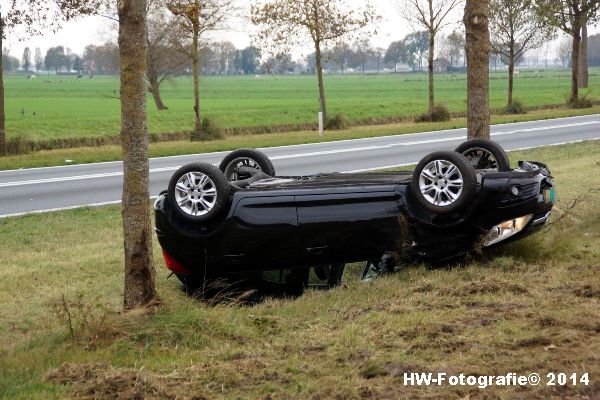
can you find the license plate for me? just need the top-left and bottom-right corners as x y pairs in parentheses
(543, 188), (556, 203)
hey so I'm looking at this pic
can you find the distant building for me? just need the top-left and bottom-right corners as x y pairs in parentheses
(433, 58), (451, 73)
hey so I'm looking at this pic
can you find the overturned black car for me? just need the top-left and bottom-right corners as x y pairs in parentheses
(154, 139), (554, 294)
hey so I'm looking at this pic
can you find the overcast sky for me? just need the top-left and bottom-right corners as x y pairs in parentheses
(2, 0), (596, 61)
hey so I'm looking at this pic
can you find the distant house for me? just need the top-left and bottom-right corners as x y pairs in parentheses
(433, 58), (451, 73)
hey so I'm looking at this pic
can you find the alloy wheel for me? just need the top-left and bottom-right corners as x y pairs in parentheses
(174, 172), (218, 216)
(462, 147), (498, 170)
(419, 160), (464, 207)
(224, 157), (261, 181)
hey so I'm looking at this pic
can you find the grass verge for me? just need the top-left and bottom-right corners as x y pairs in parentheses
(1, 105), (600, 171)
(0, 141), (599, 399)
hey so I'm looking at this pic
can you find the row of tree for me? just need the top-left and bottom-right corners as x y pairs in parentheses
(393, 0), (600, 117)
(5, 29), (575, 77)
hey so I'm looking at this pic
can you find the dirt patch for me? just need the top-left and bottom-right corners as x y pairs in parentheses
(538, 316), (560, 327)
(360, 362), (427, 379)
(413, 284), (435, 293)
(465, 301), (525, 313)
(45, 363), (207, 400)
(513, 336), (553, 348)
(382, 362), (428, 378)
(574, 284), (600, 299)
(454, 280), (529, 296)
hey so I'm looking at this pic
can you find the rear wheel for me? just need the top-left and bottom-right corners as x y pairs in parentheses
(219, 149), (276, 181)
(411, 151), (476, 215)
(455, 139), (510, 171)
(167, 162), (230, 222)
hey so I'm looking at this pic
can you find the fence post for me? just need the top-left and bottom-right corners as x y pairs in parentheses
(318, 112), (324, 137)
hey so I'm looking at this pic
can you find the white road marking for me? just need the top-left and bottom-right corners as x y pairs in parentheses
(345, 137), (600, 172)
(0, 166), (182, 188)
(1, 115), (598, 176)
(4, 118), (598, 189)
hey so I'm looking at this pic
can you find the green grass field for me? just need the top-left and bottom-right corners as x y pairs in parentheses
(1, 141), (599, 399)
(5, 69), (599, 141)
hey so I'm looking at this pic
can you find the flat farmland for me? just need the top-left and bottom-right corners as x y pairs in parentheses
(4, 69), (598, 141)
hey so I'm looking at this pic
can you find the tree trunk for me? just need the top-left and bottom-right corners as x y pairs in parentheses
(428, 30), (435, 112)
(191, 23), (202, 140)
(579, 22), (588, 88)
(570, 27), (581, 105)
(314, 41), (328, 125)
(508, 53), (515, 106)
(0, 15), (5, 156)
(148, 79), (168, 110)
(464, 0), (490, 139)
(117, 0), (158, 311)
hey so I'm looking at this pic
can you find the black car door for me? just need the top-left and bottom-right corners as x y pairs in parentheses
(214, 193), (300, 271)
(296, 189), (403, 265)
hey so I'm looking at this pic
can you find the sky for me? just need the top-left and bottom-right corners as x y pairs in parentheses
(1, 0), (597, 62)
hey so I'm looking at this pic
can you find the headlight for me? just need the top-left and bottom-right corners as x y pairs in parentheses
(483, 215), (532, 247)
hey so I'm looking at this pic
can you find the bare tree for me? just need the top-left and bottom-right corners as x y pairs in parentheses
(445, 29), (465, 67)
(167, 0), (236, 140)
(464, 0), (491, 139)
(374, 47), (385, 73)
(535, 0), (600, 104)
(397, 0), (462, 112)
(352, 38), (374, 74)
(385, 40), (409, 72)
(0, 19), (4, 156)
(558, 35), (573, 67)
(34, 47), (43, 71)
(146, 3), (188, 110)
(579, 21), (588, 87)
(251, 0), (378, 125)
(118, 0), (159, 310)
(22, 47), (31, 72)
(327, 42), (352, 75)
(0, 0), (104, 156)
(490, 0), (555, 106)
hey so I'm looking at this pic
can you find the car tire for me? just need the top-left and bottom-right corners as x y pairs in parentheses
(411, 151), (476, 215)
(285, 268), (310, 296)
(326, 264), (345, 287)
(314, 264), (345, 287)
(219, 149), (276, 181)
(167, 162), (230, 223)
(455, 139), (511, 171)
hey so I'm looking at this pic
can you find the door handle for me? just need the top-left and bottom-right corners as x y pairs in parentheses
(223, 254), (246, 262)
(306, 246), (328, 255)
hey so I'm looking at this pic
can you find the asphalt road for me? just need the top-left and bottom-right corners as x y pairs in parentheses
(1, 114), (599, 217)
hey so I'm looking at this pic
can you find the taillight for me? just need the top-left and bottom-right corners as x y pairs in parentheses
(162, 250), (190, 275)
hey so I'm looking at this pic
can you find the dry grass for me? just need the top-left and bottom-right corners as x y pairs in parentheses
(1, 141), (599, 399)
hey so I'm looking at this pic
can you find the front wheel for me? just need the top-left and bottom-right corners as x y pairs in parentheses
(410, 151), (476, 215)
(167, 162), (230, 223)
